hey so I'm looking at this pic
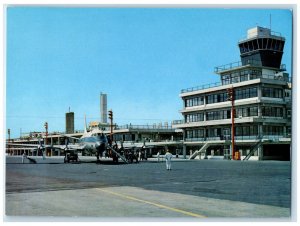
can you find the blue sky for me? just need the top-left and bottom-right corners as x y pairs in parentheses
(5, 7), (293, 138)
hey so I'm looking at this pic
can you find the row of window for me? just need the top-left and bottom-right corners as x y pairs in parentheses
(221, 69), (262, 85)
(206, 110), (231, 121)
(186, 125), (259, 139)
(185, 106), (285, 123)
(186, 125), (285, 139)
(185, 87), (285, 108)
(185, 87), (259, 107)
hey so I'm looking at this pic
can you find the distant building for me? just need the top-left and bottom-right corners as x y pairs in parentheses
(173, 26), (292, 161)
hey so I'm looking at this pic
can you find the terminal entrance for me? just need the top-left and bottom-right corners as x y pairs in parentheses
(263, 144), (290, 161)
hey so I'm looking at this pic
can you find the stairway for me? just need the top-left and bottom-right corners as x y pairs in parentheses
(107, 145), (129, 163)
(189, 143), (210, 160)
(243, 141), (261, 161)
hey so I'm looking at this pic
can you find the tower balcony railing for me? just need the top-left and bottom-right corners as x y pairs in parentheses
(181, 72), (289, 94)
(214, 59), (286, 73)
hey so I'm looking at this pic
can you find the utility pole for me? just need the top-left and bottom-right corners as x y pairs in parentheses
(227, 87), (239, 160)
(108, 110), (113, 143)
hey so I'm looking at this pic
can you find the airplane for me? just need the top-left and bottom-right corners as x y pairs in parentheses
(6, 118), (128, 164)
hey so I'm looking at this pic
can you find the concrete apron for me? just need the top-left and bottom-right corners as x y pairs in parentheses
(5, 186), (290, 219)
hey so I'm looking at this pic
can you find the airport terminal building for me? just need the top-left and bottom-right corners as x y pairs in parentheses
(173, 26), (292, 160)
(6, 26), (292, 161)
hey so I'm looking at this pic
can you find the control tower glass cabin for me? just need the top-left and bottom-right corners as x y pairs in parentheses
(238, 26), (285, 69)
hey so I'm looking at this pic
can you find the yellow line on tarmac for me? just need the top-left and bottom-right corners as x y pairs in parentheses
(96, 188), (206, 218)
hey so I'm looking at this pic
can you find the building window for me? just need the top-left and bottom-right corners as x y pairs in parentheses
(262, 87), (283, 98)
(235, 87), (258, 100)
(262, 106), (284, 117)
(186, 129), (205, 139)
(236, 106), (258, 118)
(206, 109), (231, 121)
(235, 125), (258, 136)
(185, 113), (204, 123)
(185, 96), (204, 107)
(263, 126), (284, 135)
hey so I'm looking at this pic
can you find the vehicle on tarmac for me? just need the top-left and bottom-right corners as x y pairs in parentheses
(64, 153), (79, 163)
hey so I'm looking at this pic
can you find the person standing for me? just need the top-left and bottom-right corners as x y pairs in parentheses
(157, 151), (160, 162)
(22, 151), (27, 164)
(165, 150), (173, 170)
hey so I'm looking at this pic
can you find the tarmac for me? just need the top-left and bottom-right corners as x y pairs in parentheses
(5, 156), (292, 221)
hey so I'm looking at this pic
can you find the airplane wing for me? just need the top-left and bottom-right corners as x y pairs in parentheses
(6, 142), (84, 151)
(61, 135), (80, 140)
(6, 143), (42, 148)
(51, 144), (85, 151)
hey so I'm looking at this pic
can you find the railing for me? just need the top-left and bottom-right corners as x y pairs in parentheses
(181, 73), (289, 94)
(172, 120), (184, 125)
(181, 82), (221, 93)
(214, 61), (244, 73)
(239, 30), (284, 42)
(116, 124), (174, 130)
(184, 134), (290, 142)
(214, 59), (286, 73)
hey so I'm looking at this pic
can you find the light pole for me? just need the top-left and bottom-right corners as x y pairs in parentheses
(227, 87), (239, 160)
(108, 110), (113, 143)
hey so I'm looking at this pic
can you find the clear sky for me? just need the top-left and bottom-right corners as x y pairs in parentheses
(5, 7), (293, 138)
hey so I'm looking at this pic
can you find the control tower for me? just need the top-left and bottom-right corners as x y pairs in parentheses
(238, 26), (285, 69)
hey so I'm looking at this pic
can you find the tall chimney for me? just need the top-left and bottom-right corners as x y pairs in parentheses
(66, 111), (74, 134)
(100, 93), (107, 124)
